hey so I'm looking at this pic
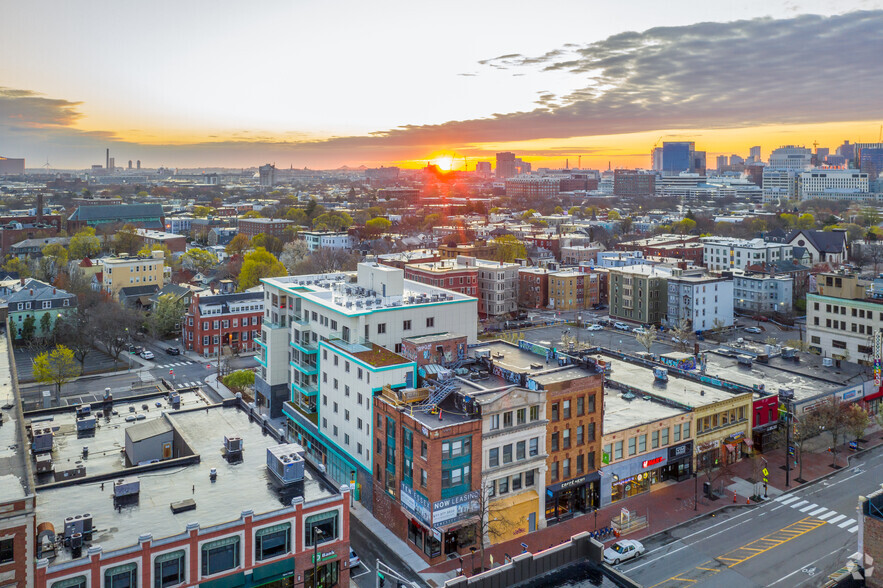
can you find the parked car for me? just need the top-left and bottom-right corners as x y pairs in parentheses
(671, 336), (686, 344)
(140, 350), (155, 360)
(592, 303), (607, 310)
(130, 345), (144, 354)
(603, 539), (645, 565)
(751, 315), (770, 322)
(165, 347), (181, 355)
(586, 324), (603, 331)
(349, 548), (361, 568)
(744, 326), (763, 334)
(632, 327), (647, 334)
(614, 322), (631, 331)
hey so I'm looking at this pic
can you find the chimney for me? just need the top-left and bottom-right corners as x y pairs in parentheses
(53, 288), (56, 294)
(20, 277), (24, 287)
(36, 193), (44, 223)
(30, 289), (34, 296)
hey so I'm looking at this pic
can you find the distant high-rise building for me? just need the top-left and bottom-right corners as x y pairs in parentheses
(768, 145), (812, 170)
(749, 146), (761, 161)
(661, 141), (695, 175)
(836, 140), (856, 161)
(0, 156), (25, 175)
(128, 160), (133, 169)
(613, 169), (656, 196)
(693, 150), (706, 175)
(729, 154), (744, 166)
(475, 161), (492, 176)
(108, 157), (115, 172)
(857, 143), (883, 181)
(715, 155), (728, 170)
(259, 163), (276, 188)
(651, 147), (663, 171)
(496, 152), (517, 179)
(106, 148), (109, 171)
(515, 158), (531, 174)
(815, 148), (829, 160)
(137, 160), (141, 169)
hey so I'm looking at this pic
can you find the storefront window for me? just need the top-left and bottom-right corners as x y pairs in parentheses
(304, 561), (338, 588)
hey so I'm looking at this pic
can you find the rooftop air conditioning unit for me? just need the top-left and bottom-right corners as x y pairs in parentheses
(224, 435), (243, 453)
(266, 444), (306, 485)
(113, 477), (140, 498)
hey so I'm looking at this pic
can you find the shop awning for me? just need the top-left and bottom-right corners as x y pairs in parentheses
(724, 444), (736, 453)
(435, 515), (480, 534)
(743, 438), (753, 448)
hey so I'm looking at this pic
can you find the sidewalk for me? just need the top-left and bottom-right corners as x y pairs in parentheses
(419, 423), (883, 577)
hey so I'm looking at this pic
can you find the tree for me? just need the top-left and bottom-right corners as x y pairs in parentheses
(671, 319), (693, 353)
(69, 228), (102, 259)
(137, 243), (177, 268)
(815, 397), (851, 467)
(33, 345), (79, 404)
(286, 207), (309, 225)
(493, 235), (527, 263)
(192, 206), (215, 217)
(279, 240), (310, 273)
(148, 294), (188, 339)
(2, 257), (30, 278)
(635, 326), (657, 354)
(775, 410), (822, 483)
(474, 477), (517, 573)
(180, 249), (218, 273)
(568, 206), (582, 217)
(225, 234), (250, 257)
(240, 210), (262, 219)
(223, 370), (255, 393)
(312, 211), (353, 232)
(93, 302), (141, 360)
(864, 243), (883, 274)
(42, 242), (68, 267)
(365, 217), (392, 236)
(39, 313), (53, 339)
(672, 218), (697, 235)
(20, 315), (36, 342)
(237, 247), (286, 291)
(291, 248), (360, 274)
(607, 210), (621, 220)
(846, 403), (870, 446)
(113, 225), (142, 255)
(796, 213), (815, 230)
(250, 233), (284, 255)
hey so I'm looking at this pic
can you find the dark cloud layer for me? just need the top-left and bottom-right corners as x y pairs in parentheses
(2, 11), (881, 167)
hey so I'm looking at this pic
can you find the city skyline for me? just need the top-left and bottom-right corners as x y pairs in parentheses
(1, 1), (882, 169)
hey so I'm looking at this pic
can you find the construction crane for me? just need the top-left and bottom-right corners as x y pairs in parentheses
(578, 155), (582, 169)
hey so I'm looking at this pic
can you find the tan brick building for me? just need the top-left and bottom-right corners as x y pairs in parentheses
(99, 250), (167, 300)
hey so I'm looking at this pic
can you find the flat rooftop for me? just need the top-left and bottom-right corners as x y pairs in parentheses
(403, 332), (464, 345)
(37, 404), (339, 563)
(603, 389), (689, 435)
(604, 357), (742, 409)
(0, 334), (29, 502)
(326, 339), (411, 368)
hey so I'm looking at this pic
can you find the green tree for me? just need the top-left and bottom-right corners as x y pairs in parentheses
(553, 205), (564, 214)
(286, 207), (309, 225)
(113, 225), (142, 255)
(796, 213), (815, 230)
(223, 370), (256, 393)
(312, 211), (353, 232)
(365, 217), (392, 235)
(33, 345), (79, 404)
(225, 234), (250, 257)
(69, 228), (102, 259)
(568, 206), (581, 217)
(20, 315), (36, 341)
(137, 243), (176, 268)
(241, 210), (263, 219)
(237, 247), (286, 291)
(42, 243), (69, 267)
(181, 249), (218, 273)
(493, 235), (527, 263)
(672, 218), (697, 235)
(39, 312), (53, 338)
(2, 257), (31, 278)
(250, 233), (284, 255)
(148, 294), (188, 338)
(607, 210), (621, 220)
(192, 206), (215, 218)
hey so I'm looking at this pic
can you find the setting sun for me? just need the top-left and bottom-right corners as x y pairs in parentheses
(432, 155), (455, 171)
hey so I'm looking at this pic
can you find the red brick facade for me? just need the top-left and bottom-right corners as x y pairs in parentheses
(0, 497), (35, 588)
(182, 292), (263, 356)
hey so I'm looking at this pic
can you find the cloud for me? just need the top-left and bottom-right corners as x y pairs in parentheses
(4, 10), (883, 168)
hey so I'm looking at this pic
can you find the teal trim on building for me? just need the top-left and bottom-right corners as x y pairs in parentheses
(199, 571), (245, 588)
(289, 340), (318, 354)
(255, 356), (267, 367)
(255, 338), (267, 348)
(290, 360), (318, 376)
(292, 381), (318, 397)
(317, 341), (416, 374)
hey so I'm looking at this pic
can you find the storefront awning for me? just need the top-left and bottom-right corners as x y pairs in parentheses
(724, 443), (736, 453)
(435, 515), (480, 534)
(491, 489), (539, 511)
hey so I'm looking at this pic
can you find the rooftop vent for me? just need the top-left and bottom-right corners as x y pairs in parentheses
(113, 477), (140, 498)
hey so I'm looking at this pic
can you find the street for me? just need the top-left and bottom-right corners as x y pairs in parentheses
(618, 443), (883, 587)
(349, 515), (427, 588)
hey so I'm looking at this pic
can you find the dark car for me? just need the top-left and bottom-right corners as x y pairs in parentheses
(130, 345), (144, 354)
(592, 303), (607, 310)
(166, 347), (181, 355)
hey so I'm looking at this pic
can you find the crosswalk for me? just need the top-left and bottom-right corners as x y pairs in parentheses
(158, 361), (195, 369)
(775, 494), (859, 533)
(175, 381), (203, 389)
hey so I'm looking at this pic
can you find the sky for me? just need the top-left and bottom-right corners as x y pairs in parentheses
(1, 1), (882, 170)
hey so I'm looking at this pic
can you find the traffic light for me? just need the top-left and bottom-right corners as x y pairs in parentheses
(788, 446), (795, 456)
(378, 571), (385, 587)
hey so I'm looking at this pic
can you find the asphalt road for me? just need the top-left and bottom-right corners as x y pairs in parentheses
(349, 515), (427, 588)
(618, 443), (883, 587)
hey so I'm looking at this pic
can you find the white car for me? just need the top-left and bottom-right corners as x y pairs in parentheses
(672, 336), (686, 343)
(614, 322), (631, 331)
(744, 326), (763, 334)
(603, 539), (645, 565)
(586, 324), (603, 331)
(632, 327), (647, 334)
(140, 350), (155, 360)
(348, 548), (360, 568)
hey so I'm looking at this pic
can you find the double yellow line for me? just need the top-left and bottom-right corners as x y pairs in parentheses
(649, 517), (828, 587)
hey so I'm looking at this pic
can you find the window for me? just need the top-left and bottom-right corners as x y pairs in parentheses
(0, 538), (12, 565)
(154, 551), (185, 587)
(421, 469), (427, 486)
(660, 427), (669, 446)
(551, 403), (559, 421)
(489, 414), (500, 430)
(498, 477), (509, 494)
(377, 323), (387, 334)
(562, 400), (571, 419)
(577, 426), (584, 446)
(683, 421), (691, 439)
(562, 458), (571, 479)
(673, 424), (681, 442)
(305, 511), (339, 546)
(489, 448), (499, 467)
(403, 320), (412, 330)
(516, 440), (526, 460)
(530, 405), (539, 421)
(529, 437), (538, 457)
(628, 437), (636, 456)
(551, 432), (559, 452)
(421, 440), (428, 459)
(563, 429), (571, 449)
(201, 536), (241, 576)
(255, 523), (291, 561)
(426, 317), (434, 327)
(638, 434), (647, 453)
(516, 408), (526, 425)
(105, 563), (137, 588)
(577, 396), (585, 416)
(503, 411), (513, 428)
(614, 440), (623, 460)
(503, 444), (513, 463)
(551, 461), (559, 482)
(53, 576), (86, 588)
(525, 470), (535, 487)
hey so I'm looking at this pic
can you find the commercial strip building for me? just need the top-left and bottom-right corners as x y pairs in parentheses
(181, 291), (264, 356)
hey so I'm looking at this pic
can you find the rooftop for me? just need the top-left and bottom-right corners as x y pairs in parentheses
(402, 332), (464, 345)
(603, 388), (689, 435)
(37, 401), (339, 563)
(0, 334), (29, 503)
(325, 339), (412, 368)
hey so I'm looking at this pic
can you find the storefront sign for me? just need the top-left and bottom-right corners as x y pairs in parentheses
(547, 472), (600, 494)
(727, 431), (745, 442)
(612, 472), (653, 487)
(312, 551), (337, 564)
(432, 490), (479, 527)
(697, 439), (720, 452)
(400, 482), (431, 526)
(837, 386), (862, 402)
(668, 441), (693, 460)
(642, 456), (665, 468)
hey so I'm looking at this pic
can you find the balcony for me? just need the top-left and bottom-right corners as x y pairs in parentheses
(327, 332), (371, 354)
(292, 380), (319, 397)
(264, 320), (287, 330)
(290, 359), (318, 376)
(290, 339), (318, 354)
(292, 313), (310, 326)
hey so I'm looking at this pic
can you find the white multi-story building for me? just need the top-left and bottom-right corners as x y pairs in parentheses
(701, 237), (792, 272)
(475, 258), (519, 317)
(300, 230), (356, 252)
(762, 169), (798, 204)
(476, 386), (548, 540)
(596, 251), (649, 268)
(769, 145), (813, 170)
(666, 269), (734, 330)
(165, 216), (193, 234)
(732, 271), (793, 314)
(799, 169), (869, 200)
(806, 272), (883, 364)
(256, 263), (478, 492)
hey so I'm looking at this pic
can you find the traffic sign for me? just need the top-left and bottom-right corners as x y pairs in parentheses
(169, 369), (174, 374)
(763, 477), (768, 483)
(762, 467), (769, 477)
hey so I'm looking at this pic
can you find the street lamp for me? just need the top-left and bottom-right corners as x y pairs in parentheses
(311, 527), (324, 588)
(693, 472), (698, 511)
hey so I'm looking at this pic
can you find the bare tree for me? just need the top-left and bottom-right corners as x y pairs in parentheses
(815, 397), (851, 467)
(846, 403), (870, 446)
(93, 303), (142, 361)
(775, 410), (822, 482)
(866, 242), (883, 275)
(635, 326), (657, 354)
(474, 477), (519, 573)
(671, 319), (693, 353)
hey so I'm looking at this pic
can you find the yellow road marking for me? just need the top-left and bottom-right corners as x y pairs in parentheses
(649, 517), (827, 587)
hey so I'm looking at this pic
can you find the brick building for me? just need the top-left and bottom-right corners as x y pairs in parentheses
(237, 217), (297, 240)
(548, 271), (600, 310)
(614, 234), (700, 255)
(400, 332), (468, 367)
(182, 291), (264, 356)
(860, 486), (883, 586)
(613, 170), (657, 196)
(372, 386), (482, 565)
(404, 260), (478, 296)
(438, 240), (497, 261)
(518, 268), (550, 309)
(134, 228), (188, 253)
